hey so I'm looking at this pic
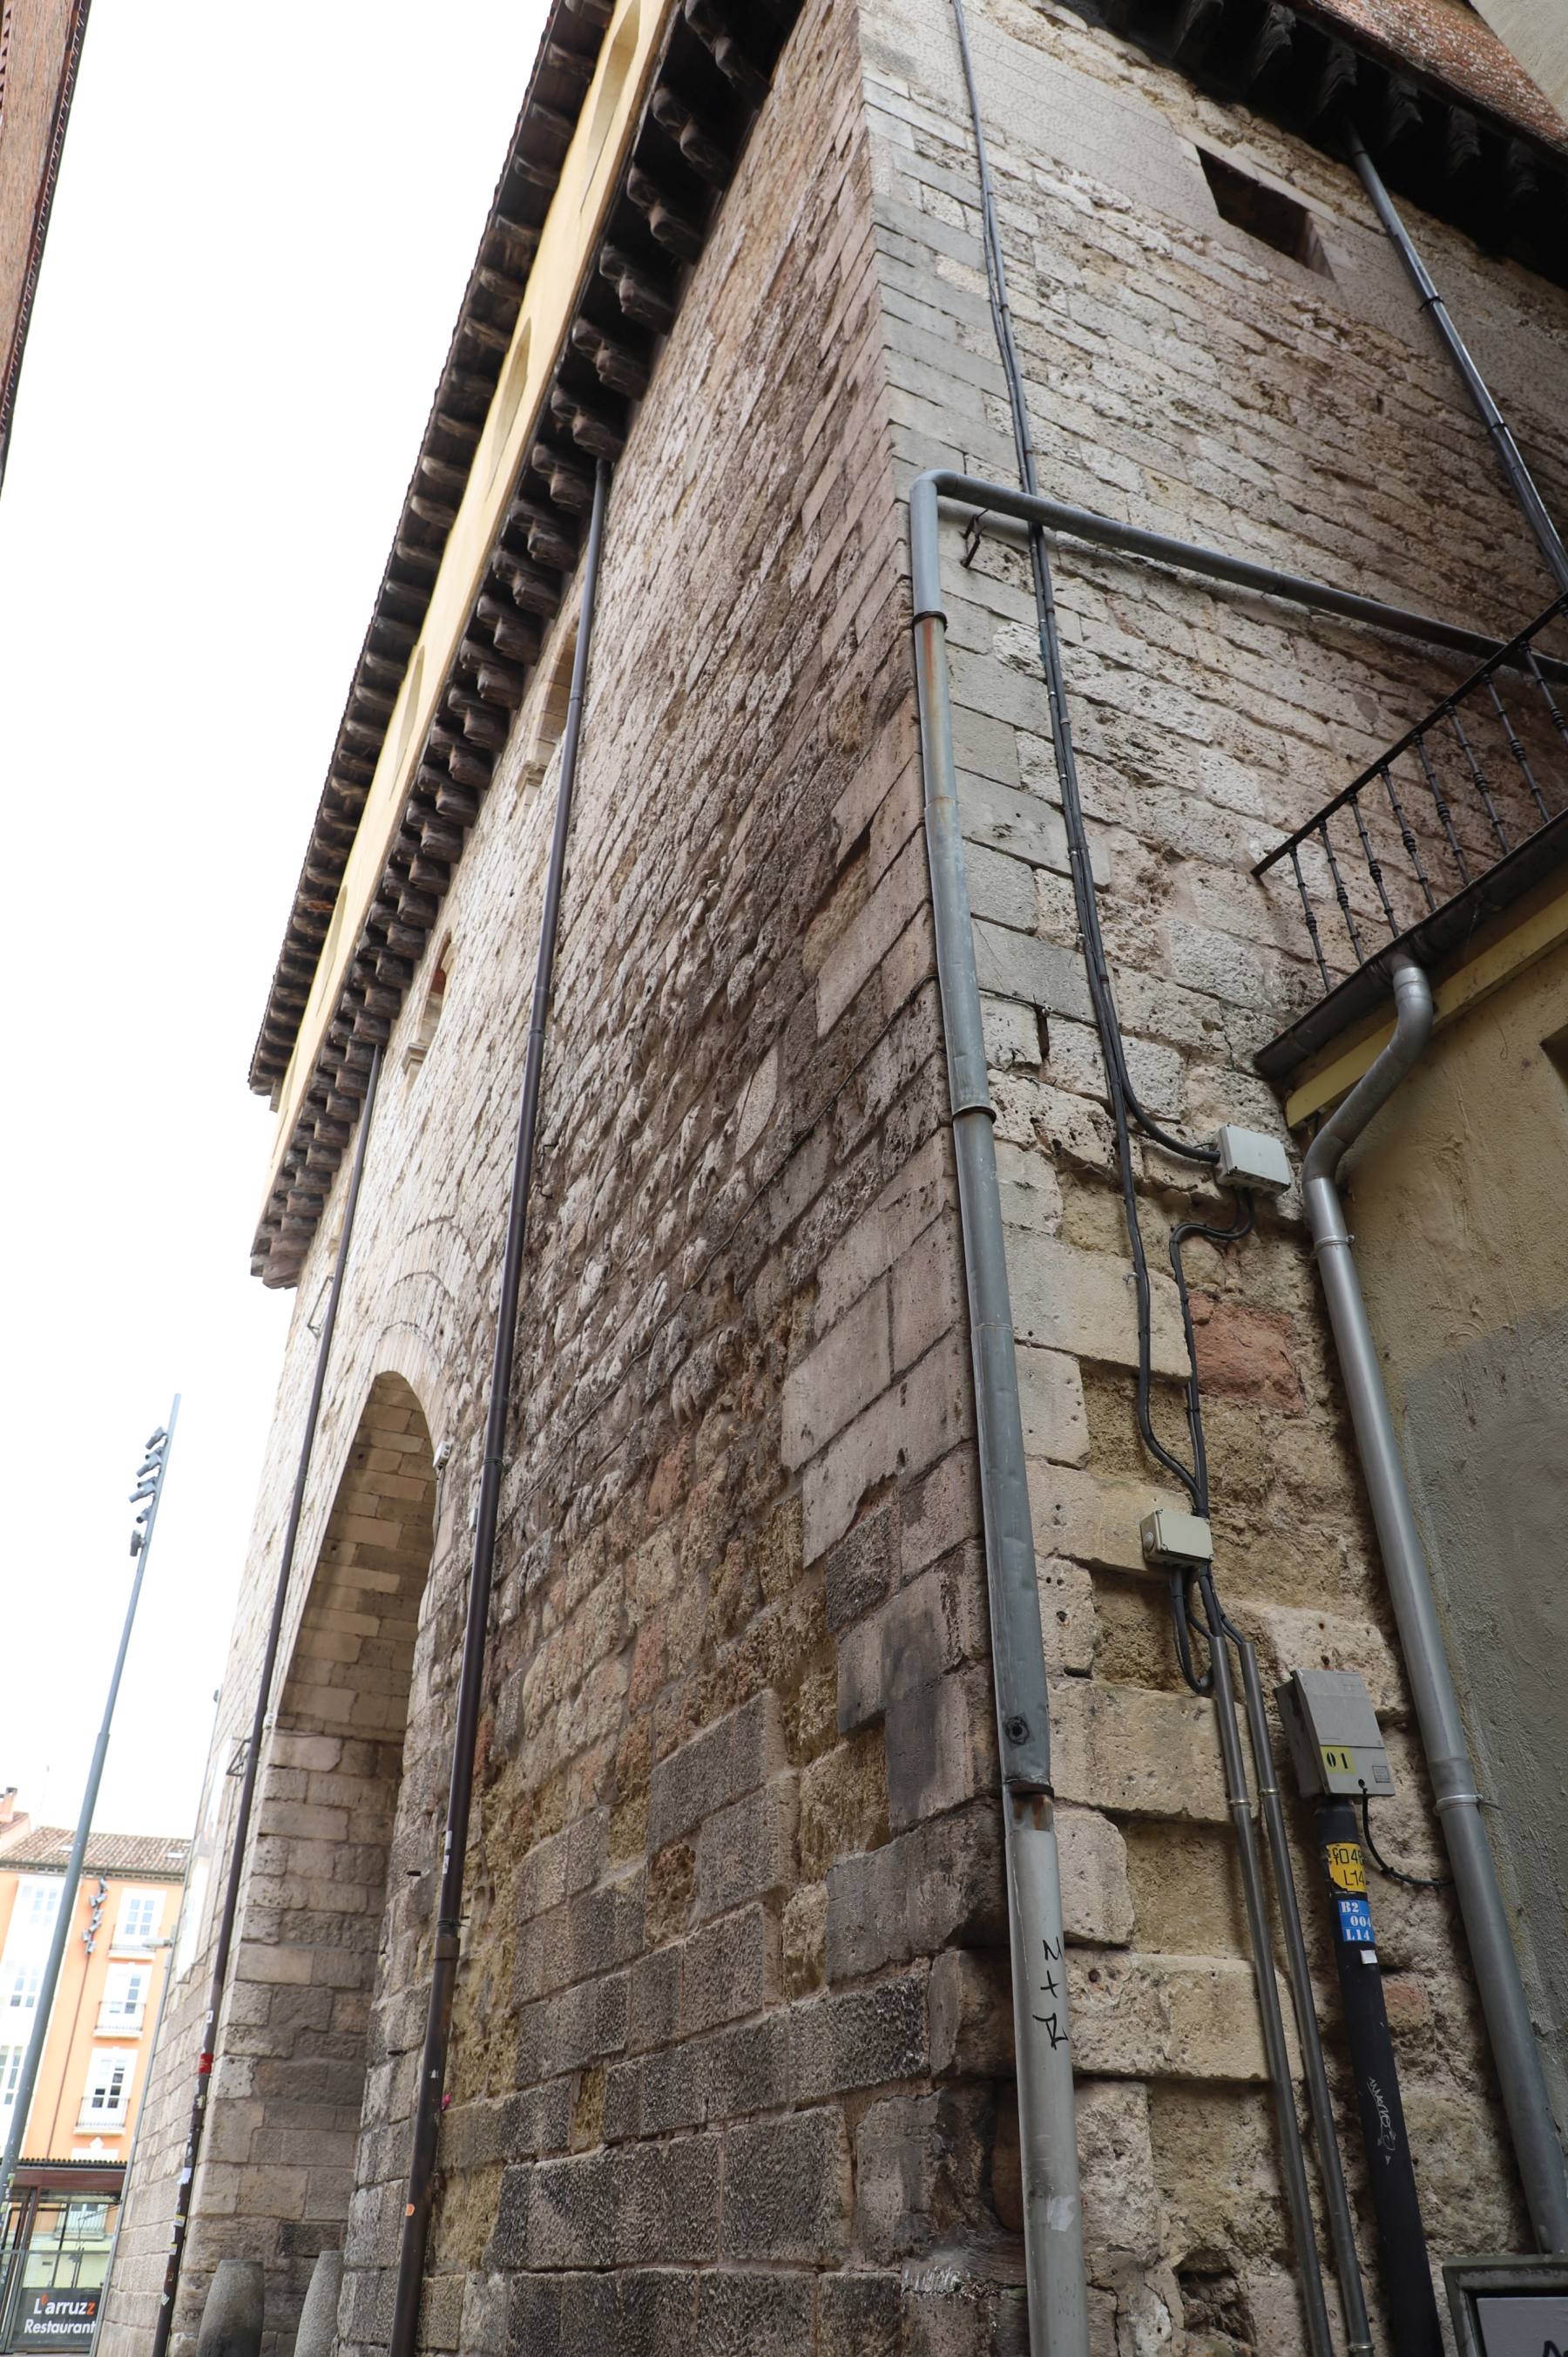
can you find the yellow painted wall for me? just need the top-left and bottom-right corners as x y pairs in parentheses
(265, 0), (665, 1211)
(1, 1871), (181, 2161)
(1306, 937), (1568, 2123)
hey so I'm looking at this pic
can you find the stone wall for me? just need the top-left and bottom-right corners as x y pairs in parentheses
(857, 0), (1568, 2345)
(105, 0), (1568, 2353)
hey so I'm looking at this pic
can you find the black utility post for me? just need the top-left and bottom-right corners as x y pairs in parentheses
(1313, 1794), (1442, 2357)
(0, 1403), (179, 2222)
(1279, 1670), (1443, 2357)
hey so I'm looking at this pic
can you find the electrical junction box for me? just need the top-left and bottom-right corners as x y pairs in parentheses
(1445, 2257), (1568, 2356)
(1214, 1124), (1292, 1194)
(1140, 1507), (1213, 1570)
(1276, 1668), (1395, 1799)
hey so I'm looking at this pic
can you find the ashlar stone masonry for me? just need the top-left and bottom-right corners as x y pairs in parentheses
(107, 0), (1568, 2353)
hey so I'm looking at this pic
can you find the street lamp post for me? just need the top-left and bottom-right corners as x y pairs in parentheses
(0, 1402), (180, 2221)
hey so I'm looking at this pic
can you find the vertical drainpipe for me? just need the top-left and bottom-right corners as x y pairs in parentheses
(1302, 952), (1568, 2253)
(912, 496), (1091, 2357)
(1344, 123), (1568, 599)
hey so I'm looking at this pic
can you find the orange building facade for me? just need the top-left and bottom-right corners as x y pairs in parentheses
(0, 1797), (187, 2352)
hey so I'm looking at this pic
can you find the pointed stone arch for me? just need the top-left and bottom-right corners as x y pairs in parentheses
(185, 1374), (439, 2355)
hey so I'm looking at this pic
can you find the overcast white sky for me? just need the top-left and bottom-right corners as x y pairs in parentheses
(0, 0), (548, 1837)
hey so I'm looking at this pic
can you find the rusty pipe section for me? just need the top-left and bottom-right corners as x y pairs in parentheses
(915, 602), (1090, 2357)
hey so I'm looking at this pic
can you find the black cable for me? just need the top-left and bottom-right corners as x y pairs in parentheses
(950, 0), (1247, 1709)
(947, 0), (1217, 1177)
(1360, 1784), (1452, 1890)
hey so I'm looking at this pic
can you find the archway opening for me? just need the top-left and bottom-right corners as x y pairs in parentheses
(205, 1375), (438, 2353)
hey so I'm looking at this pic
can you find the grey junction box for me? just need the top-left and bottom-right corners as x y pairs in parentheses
(1445, 2257), (1568, 2355)
(1276, 1668), (1395, 1799)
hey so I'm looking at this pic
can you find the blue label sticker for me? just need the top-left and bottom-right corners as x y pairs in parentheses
(1338, 1896), (1375, 1947)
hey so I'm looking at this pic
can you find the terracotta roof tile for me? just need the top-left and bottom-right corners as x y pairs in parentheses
(1301, 0), (1568, 152)
(2, 1827), (191, 1877)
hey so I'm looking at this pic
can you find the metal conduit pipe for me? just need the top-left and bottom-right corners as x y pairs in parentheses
(388, 456), (611, 2357)
(910, 471), (1568, 679)
(150, 1046), (385, 2357)
(1301, 953), (1568, 2253)
(1234, 1632), (1375, 2357)
(915, 468), (1406, 2349)
(915, 601), (1091, 2357)
(1193, 1583), (1336, 2357)
(1342, 124), (1568, 599)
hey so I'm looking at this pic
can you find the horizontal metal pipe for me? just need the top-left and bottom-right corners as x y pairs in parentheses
(909, 471), (1568, 679)
(1302, 953), (1568, 2254)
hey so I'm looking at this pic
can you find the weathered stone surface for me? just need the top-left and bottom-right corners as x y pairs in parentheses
(108, 0), (1560, 2347)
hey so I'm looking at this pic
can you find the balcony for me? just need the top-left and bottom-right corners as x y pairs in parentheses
(1254, 593), (1568, 1082)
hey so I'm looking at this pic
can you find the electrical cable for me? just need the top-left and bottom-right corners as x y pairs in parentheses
(947, 0), (1218, 1174)
(945, 26), (1370, 2354)
(948, 0), (1237, 1682)
(1359, 1784), (1452, 1890)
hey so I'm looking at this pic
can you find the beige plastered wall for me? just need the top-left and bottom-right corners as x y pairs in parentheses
(1328, 933), (1568, 2131)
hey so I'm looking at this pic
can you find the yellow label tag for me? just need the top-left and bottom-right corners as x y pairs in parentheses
(1326, 1841), (1367, 1893)
(1321, 1744), (1356, 1778)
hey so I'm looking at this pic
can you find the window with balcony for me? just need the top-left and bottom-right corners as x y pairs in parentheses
(98, 1964), (147, 2030)
(78, 2051), (130, 2130)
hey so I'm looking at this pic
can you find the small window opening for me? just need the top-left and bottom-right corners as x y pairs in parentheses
(1198, 151), (1331, 277)
(405, 937), (452, 1075)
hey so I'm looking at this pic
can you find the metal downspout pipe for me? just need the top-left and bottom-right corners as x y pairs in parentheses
(1343, 124), (1568, 599)
(150, 1045), (385, 2357)
(914, 599), (1090, 2357)
(388, 457), (612, 2357)
(1302, 953), (1568, 2253)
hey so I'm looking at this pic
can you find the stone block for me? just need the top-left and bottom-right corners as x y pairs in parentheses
(818, 2272), (902, 2357)
(781, 1280), (892, 1467)
(835, 1562), (984, 1734)
(884, 1664), (998, 1829)
(797, 1731), (889, 1882)
(1076, 2079), (1161, 2260)
(647, 1693), (787, 1851)
(721, 2105), (849, 2260)
(822, 1498), (898, 1629)
(1067, 1951), (1288, 2082)
(611, 2133), (720, 2264)
(790, 1970), (928, 2098)
(696, 2012), (792, 2118)
(891, 1216), (964, 1373)
(971, 920), (1092, 1020)
(929, 1948), (1011, 2079)
(1005, 1230), (1188, 1377)
(1016, 1344), (1089, 1466)
(695, 2269), (815, 2357)
(801, 1338), (971, 1564)
(693, 1776), (799, 1922)
(1058, 1805), (1134, 1945)
(1026, 1466), (1189, 1577)
(854, 2086), (992, 2260)
(679, 1903), (778, 2036)
(1049, 1680), (1230, 1824)
(826, 1804), (1005, 1980)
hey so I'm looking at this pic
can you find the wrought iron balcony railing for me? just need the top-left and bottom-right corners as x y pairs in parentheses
(1254, 593), (1568, 1078)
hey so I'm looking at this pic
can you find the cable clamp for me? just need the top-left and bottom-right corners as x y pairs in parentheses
(960, 510), (990, 568)
(1433, 1789), (1483, 1815)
